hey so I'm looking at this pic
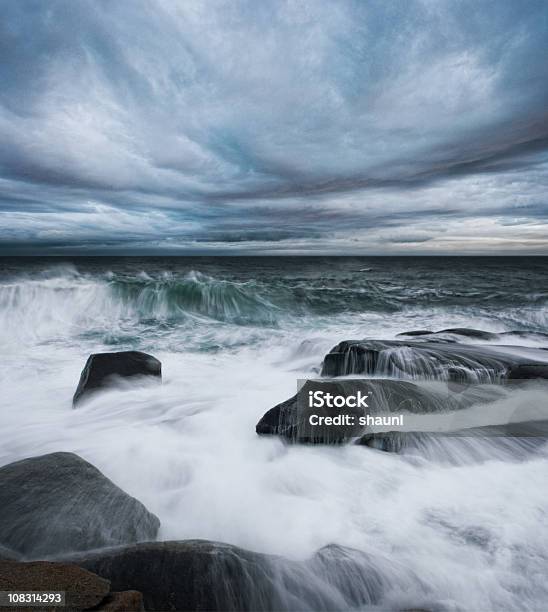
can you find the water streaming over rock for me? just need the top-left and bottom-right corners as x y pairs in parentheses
(1, 256), (548, 610)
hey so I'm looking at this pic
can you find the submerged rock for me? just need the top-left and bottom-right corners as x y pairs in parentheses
(357, 420), (548, 453)
(64, 540), (403, 612)
(505, 363), (548, 381)
(0, 452), (160, 558)
(73, 350), (161, 406)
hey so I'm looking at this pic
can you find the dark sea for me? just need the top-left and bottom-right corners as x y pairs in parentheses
(1, 256), (548, 610)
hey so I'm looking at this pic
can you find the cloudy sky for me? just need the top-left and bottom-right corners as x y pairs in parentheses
(1, 0), (548, 255)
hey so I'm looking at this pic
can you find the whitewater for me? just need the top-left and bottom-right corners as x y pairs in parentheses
(1, 256), (548, 611)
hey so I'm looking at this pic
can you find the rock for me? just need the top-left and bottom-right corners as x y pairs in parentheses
(396, 330), (434, 337)
(257, 379), (368, 443)
(437, 328), (497, 340)
(356, 420), (548, 452)
(397, 328), (496, 340)
(320, 338), (545, 381)
(67, 540), (285, 612)
(0, 560), (110, 610)
(505, 364), (548, 381)
(256, 379), (462, 443)
(73, 351), (161, 406)
(0, 452), (160, 558)
(94, 591), (144, 611)
(64, 540), (404, 612)
(321, 341), (379, 377)
(356, 430), (411, 452)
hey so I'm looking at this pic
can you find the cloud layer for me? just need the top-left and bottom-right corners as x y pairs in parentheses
(1, 0), (548, 254)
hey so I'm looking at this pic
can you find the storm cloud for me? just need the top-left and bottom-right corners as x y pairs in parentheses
(1, 0), (548, 254)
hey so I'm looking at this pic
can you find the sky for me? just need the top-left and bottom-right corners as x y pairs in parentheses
(1, 0), (548, 255)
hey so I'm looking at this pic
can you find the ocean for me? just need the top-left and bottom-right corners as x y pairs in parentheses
(1, 256), (548, 610)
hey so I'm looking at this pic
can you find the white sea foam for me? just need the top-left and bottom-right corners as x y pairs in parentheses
(1, 263), (548, 610)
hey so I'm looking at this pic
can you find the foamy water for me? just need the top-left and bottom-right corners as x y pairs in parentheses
(1, 257), (548, 610)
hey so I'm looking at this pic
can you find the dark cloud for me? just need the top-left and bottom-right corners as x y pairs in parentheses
(1, 0), (548, 254)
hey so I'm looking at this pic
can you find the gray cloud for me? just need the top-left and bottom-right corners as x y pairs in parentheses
(1, 0), (548, 254)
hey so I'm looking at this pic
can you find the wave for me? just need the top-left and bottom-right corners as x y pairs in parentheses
(1, 265), (547, 348)
(0, 269), (286, 345)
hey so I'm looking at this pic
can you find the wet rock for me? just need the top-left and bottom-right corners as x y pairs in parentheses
(437, 328), (497, 340)
(356, 420), (548, 452)
(0, 452), (160, 558)
(66, 540), (285, 612)
(321, 341), (379, 377)
(396, 330), (434, 337)
(0, 560), (110, 610)
(504, 363), (548, 381)
(320, 338), (544, 381)
(65, 539), (402, 612)
(256, 379), (459, 443)
(73, 351), (161, 406)
(356, 430), (411, 452)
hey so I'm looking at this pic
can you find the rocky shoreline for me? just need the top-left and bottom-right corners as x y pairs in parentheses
(2, 330), (548, 611)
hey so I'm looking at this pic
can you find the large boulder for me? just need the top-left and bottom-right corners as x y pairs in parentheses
(0, 452), (160, 558)
(320, 338), (548, 382)
(256, 379), (463, 443)
(64, 540), (407, 612)
(73, 351), (161, 406)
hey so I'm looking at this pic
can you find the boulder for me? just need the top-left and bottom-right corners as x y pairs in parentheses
(73, 351), (161, 406)
(320, 338), (546, 382)
(67, 540), (287, 612)
(505, 364), (548, 382)
(0, 560), (110, 610)
(256, 379), (461, 443)
(0, 452), (160, 558)
(64, 540), (403, 612)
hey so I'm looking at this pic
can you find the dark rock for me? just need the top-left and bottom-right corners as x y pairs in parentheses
(320, 338), (545, 382)
(505, 364), (548, 381)
(73, 351), (161, 406)
(66, 540), (286, 612)
(0, 452), (160, 558)
(256, 379), (461, 443)
(256, 379), (368, 443)
(321, 341), (379, 377)
(0, 560), (110, 610)
(356, 430), (411, 452)
(357, 420), (548, 452)
(437, 328), (497, 340)
(396, 330), (434, 337)
(64, 540), (407, 612)
(92, 591), (144, 611)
